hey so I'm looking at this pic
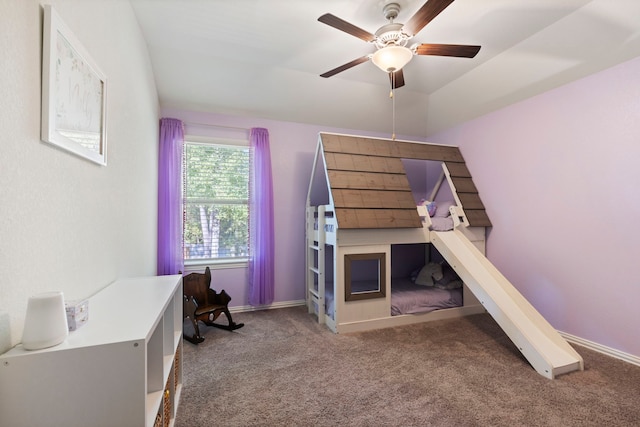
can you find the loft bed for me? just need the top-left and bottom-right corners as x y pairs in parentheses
(305, 133), (491, 333)
(305, 133), (584, 379)
(306, 200), (486, 333)
(311, 200), (464, 318)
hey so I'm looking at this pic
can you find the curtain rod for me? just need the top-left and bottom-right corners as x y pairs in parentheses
(183, 121), (250, 132)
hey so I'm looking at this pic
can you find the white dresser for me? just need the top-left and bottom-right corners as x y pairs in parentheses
(0, 274), (183, 427)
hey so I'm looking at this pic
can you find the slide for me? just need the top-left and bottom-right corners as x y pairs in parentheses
(431, 229), (583, 379)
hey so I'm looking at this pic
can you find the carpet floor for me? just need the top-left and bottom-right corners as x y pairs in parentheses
(175, 306), (640, 426)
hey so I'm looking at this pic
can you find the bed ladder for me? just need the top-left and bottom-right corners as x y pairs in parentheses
(306, 205), (326, 323)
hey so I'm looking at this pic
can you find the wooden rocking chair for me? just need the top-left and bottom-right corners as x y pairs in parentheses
(183, 267), (244, 344)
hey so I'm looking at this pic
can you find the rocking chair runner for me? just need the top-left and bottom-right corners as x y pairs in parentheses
(183, 267), (244, 344)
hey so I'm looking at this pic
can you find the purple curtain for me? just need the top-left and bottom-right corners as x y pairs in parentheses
(157, 118), (184, 275)
(248, 128), (275, 305)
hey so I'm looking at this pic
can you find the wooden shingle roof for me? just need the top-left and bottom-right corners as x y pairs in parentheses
(319, 133), (491, 229)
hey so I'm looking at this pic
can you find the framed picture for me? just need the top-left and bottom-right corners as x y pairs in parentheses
(41, 5), (107, 165)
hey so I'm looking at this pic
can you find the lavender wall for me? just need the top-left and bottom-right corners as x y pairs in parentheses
(162, 108), (424, 309)
(429, 56), (640, 358)
(164, 54), (640, 359)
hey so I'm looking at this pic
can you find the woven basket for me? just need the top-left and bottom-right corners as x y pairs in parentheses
(163, 388), (171, 427)
(174, 342), (181, 393)
(153, 406), (162, 427)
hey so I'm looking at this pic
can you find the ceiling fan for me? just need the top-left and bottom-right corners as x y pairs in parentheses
(318, 0), (481, 89)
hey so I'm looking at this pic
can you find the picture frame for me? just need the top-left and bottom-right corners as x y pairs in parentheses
(41, 5), (107, 165)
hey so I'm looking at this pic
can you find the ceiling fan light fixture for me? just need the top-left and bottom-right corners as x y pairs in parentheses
(371, 45), (413, 73)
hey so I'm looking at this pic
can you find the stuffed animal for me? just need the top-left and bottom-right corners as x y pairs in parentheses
(414, 262), (443, 286)
(413, 262), (463, 289)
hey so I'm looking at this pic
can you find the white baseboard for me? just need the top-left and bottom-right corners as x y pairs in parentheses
(230, 301), (640, 368)
(560, 331), (640, 367)
(230, 300), (306, 313)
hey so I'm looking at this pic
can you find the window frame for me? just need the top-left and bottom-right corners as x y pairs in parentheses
(182, 134), (250, 271)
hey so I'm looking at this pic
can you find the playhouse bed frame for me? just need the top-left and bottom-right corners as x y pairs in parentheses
(305, 133), (584, 380)
(305, 132), (491, 333)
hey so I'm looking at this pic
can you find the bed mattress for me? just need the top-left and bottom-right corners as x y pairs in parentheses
(321, 277), (462, 318)
(390, 277), (462, 315)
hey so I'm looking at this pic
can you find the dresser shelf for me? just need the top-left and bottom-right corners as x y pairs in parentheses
(0, 274), (183, 427)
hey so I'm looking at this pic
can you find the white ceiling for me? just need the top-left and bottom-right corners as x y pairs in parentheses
(130, 0), (640, 137)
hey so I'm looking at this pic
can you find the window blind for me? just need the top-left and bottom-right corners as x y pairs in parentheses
(183, 142), (250, 261)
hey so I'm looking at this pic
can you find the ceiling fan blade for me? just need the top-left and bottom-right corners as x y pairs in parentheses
(318, 14), (376, 42)
(403, 0), (455, 36)
(389, 69), (405, 89)
(320, 56), (370, 78)
(415, 43), (481, 58)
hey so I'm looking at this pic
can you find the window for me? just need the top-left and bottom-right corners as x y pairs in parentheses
(344, 253), (386, 301)
(183, 136), (250, 266)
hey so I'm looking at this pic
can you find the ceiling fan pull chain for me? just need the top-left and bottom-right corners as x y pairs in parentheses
(391, 73), (396, 141)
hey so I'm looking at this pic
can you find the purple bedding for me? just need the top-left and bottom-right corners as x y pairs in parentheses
(322, 277), (462, 318)
(429, 216), (454, 231)
(390, 277), (462, 315)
